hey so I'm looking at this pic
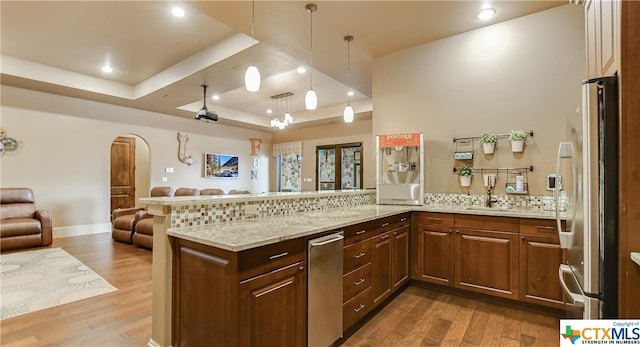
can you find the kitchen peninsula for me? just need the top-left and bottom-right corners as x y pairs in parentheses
(142, 190), (565, 347)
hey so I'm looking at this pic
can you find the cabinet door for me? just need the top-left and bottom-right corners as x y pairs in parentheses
(392, 225), (409, 290)
(454, 228), (519, 299)
(372, 232), (392, 306)
(415, 224), (453, 286)
(586, 0), (619, 78)
(519, 234), (566, 309)
(239, 261), (306, 347)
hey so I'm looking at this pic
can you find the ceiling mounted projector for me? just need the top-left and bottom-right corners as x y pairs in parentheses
(195, 84), (218, 123)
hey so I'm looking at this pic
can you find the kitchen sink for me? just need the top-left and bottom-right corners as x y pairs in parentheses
(463, 206), (512, 212)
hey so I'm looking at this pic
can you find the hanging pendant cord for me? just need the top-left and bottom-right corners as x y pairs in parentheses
(309, 9), (314, 88)
(250, 0), (256, 64)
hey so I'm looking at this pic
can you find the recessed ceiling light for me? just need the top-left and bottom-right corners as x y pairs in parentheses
(297, 66), (306, 74)
(266, 109), (273, 114)
(212, 94), (220, 101)
(101, 64), (112, 73)
(347, 90), (355, 97)
(172, 6), (185, 18)
(477, 8), (496, 20)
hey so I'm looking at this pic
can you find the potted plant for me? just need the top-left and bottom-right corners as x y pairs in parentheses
(457, 165), (474, 187)
(508, 130), (527, 152)
(480, 132), (498, 154)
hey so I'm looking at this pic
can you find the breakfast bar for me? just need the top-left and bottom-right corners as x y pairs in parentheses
(142, 190), (564, 346)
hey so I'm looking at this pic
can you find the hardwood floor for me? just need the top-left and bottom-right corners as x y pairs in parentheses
(1, 232), (152, 346)
(2, 233), (561, 346)
(340, 286), (561, 347)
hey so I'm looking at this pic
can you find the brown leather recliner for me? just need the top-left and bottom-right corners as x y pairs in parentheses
(200, 188), (225, 196)
(111, 187), (174, 244)
(228, 189), (251, 195)
(132, 187), (199, 249)
(1, 188), (53, 252)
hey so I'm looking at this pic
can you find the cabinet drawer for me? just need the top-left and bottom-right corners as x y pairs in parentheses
(417, 212), (454, 227)
(343, 287), (373, 332)
(343, 263), (371, 303)
(344, 239), (372, 274)
(520, 218), (565, 237)
(377, 213), (410, 232)
(238, 238), (306, 275)
(342, 221), (375, 245)
(455, 214), (519, 233)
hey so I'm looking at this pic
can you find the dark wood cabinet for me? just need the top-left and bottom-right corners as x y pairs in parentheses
(171, 237), (306, 347)
(392, 225), (409, 290)
(519, 218), (566, 310)
(454, 227), (519, 300)
(239, 261), (306, 347)
(372, 231), (392, 305)
(453, 214), (519, 300)
(413, 213), (455, 285)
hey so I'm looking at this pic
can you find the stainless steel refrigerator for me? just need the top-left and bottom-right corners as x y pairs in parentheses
(556, 74), (618, 319)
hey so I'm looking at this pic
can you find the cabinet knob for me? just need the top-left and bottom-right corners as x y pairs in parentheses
(448, 229), (452, 234)
(521, 236), (525, 240)
(455, 229), (460, 234)
(299, 266), (304, 271)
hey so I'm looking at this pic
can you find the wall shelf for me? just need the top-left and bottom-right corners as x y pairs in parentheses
(452, 130), (534, 143)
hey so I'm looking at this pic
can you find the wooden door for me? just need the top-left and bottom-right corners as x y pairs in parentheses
(519, 234), (566, 309)
(239, 261), (306, 347)
(454, 228), (519, 300)
(416, 224), (454, 286)
(391, 225), (409, 290)
(371, 232), (392, 306)
(110, 136), (136, 213)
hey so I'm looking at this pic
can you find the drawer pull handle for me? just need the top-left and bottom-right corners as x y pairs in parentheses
(354, 278), (366, 286)
(354, 304), (366, 313)
(400, 217), (407, 222)
(381, 222), (390, 227)
(354, 252), (366, 259)
(356, 230), (366, 235)
(428, 218), (442, 221)
(536, 226), (556, 230)
(380, 234), (389, 239)
(269, 252), (289, 260)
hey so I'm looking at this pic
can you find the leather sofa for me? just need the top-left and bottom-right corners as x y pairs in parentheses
(1, 188), (52, 252)
(228, 189), (251, 195)
(132, 187), (199, 249)
(111, 186), (174, 244)
(200, 188), (225, 196)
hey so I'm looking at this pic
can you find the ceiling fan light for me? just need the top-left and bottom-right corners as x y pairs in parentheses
(343, 105), (354, 123)
(305, 89), (318, 110)
(245, 65), (261, 92)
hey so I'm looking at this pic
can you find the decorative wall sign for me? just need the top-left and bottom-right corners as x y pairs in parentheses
(177, 132), (196, 166)
(249, 138), (262, 156)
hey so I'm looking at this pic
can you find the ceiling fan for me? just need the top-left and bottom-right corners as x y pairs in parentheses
(195, 84), (218, 123)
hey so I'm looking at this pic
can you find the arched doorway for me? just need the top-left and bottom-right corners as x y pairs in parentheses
(110, 134), (150, 212)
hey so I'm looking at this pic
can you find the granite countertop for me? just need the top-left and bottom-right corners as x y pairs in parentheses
(168, 204), (562, 252)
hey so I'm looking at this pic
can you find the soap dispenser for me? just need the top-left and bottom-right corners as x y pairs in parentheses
(464, 192), (472, 206)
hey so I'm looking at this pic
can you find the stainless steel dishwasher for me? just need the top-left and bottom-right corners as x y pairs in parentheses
(308, 232), (344, 347)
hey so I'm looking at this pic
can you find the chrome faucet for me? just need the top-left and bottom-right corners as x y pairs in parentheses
(486, 176), (498, 208)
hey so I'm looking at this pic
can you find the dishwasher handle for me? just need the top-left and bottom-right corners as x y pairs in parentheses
(309, 233), (344, 247)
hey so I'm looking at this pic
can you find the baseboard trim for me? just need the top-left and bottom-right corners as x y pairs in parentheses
(53, 223), (111, 239)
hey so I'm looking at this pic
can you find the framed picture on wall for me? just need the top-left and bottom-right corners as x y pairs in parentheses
(204, 153), (239, 178)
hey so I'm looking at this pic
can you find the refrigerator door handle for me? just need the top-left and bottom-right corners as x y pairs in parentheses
(555, 142), (576, 249)
(559, 264), (585, 305)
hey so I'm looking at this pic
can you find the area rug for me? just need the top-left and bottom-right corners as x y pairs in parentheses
(0, 247), (117, 320)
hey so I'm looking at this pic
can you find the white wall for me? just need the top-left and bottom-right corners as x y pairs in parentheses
(372, 5), (586, 195)
(0, 86), (271, 233)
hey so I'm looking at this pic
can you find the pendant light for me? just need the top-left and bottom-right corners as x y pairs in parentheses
(245, 0), (261, 92)
(304, 4), (318, 110)
(343, 35), (354, 123)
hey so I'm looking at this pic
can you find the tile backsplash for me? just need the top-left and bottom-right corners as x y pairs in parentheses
(424, 192), (551, 210)
(167, 190), (554, 229)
